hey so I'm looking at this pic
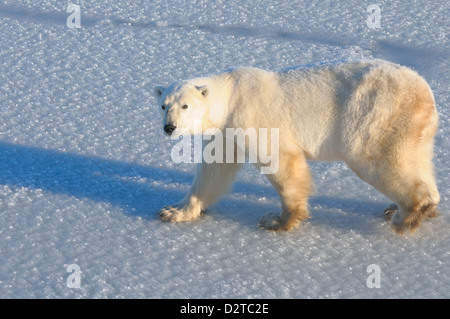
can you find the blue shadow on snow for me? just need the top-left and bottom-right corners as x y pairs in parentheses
(0, 142), (187, 218)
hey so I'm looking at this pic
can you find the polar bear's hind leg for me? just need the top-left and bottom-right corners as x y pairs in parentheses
(356, 75), (439, 234)
(259, 151), (312, 231)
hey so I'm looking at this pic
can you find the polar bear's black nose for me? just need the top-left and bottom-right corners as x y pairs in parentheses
(164, 124), (176, 135)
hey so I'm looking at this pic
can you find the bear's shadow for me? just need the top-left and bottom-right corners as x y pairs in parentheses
(0, 142), (386, 232)
(0, 142), (175, 218)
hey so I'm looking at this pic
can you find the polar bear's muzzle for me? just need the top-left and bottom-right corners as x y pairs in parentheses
(164, 123), (176, 135)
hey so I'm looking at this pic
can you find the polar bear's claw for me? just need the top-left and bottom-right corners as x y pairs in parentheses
(158, 206), (180, 222)
(158, 205), (202, 223)
(383, 203), (398, 220)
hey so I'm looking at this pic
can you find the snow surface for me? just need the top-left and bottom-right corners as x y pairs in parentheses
(0, 0), (449, 298)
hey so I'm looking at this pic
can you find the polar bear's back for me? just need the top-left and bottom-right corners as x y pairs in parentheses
(272, 60), (435, 161)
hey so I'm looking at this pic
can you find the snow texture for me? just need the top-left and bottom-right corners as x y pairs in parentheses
(0, 0), (449, 298)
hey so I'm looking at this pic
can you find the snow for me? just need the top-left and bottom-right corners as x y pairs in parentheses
(0, 0), (449, 298)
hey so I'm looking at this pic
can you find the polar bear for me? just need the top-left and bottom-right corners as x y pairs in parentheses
(154, 59), (440, 234)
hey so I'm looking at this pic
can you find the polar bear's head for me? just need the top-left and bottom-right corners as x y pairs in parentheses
(154, 81), (211, 136)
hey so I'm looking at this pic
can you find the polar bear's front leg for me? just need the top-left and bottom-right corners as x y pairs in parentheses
(158, 161), (243, 223)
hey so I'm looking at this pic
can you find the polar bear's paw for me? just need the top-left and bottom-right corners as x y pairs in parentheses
(389, 203), (439, 235)
(259, 212), (289, 231)
(158, 205), (201, 223)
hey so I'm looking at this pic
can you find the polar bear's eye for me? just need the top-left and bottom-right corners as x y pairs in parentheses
(181, 104), (189, 110)
(161, 105), (166, 110)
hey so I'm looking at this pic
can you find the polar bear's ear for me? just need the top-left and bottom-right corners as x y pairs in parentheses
(196, 85), (210, 97)
(154, 86), (166, 98)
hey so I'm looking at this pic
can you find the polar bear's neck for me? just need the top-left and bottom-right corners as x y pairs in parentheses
(200, 73), (234, 131)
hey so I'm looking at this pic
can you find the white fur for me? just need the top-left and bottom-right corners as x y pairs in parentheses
(154, 59), (440, 234)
